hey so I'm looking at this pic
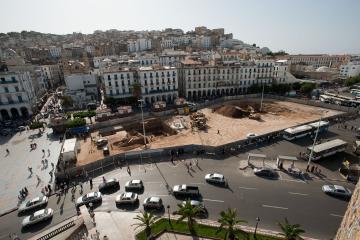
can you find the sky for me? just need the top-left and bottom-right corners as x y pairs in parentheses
(0, 0), (359, 54)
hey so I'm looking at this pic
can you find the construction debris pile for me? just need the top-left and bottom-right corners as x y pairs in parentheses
(214, 103), (261, 120)
(190, 112), (208, 130)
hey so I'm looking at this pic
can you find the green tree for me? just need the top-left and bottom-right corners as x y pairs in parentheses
(278, 218), (305, 240)
(291, 82), (302, 91)
(345, 75), (360, 86)
(217, 208), (247, 240)
(300, 82), (316, 95)
(176, 199), (201, 232)
(66, 118), (86, 128)
(132, 82), (142, 99)
(104, 96), (116, 107)
(132, 211), (157, 239)
(62, 96), (73, 108)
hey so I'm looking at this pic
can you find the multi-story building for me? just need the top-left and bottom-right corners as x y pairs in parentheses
(178, 59), (275, 100)
(49, 46), (62, 58)
(288, 54), (350, 68)
(159, 50), (189, 67)
(102, 66), (178, 105)
(339, 61), (360, 79)
(161, 39), (174, 49)
(0, 69), (35, 120)
(127, 39), (152, 52)
(273, 60), (297, 84)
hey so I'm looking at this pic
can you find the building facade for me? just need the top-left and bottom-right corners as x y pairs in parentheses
(288, 54), (350, 68)
(179, 59), (274, 100)
(0, 70), (35, 120)
(339, 61), (360, 79)
(102, 66), (178, 105)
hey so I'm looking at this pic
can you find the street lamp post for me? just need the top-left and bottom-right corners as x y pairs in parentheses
(307, 112), (323, 168)
(254, 217), (260, 236)
(138, 99), (147, 148)
(167, 205), (171, 224)
(260, 83), (265, 112)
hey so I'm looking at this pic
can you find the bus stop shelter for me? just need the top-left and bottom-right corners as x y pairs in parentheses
(247, 153), (267, 166)
(276, 155), (298, 168)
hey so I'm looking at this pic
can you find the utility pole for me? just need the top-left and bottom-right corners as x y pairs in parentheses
(138, 99), (147, 148)
(307, 113), (323, 168)
(260, 83), (265, 112)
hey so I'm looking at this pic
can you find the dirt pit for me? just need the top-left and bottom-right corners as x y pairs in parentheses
(213, 101), (292, 118)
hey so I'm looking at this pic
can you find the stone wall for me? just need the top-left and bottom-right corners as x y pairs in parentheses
(335, 181), (360, 240)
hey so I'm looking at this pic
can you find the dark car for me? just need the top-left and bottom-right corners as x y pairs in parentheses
(98, 178), (120, 192)
(253, 167), (277, 178)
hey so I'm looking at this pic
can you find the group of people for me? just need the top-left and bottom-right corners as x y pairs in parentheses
(18, 187), (28, 200)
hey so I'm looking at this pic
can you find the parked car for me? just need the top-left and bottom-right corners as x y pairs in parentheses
(76, 192), (102, 207)
(115, 192), (138, 205)
(143, 197), (163, 210)
(21, 208), (53, 228)
(246, 133), (258, 139)
(172, 184), (200, 197)
(96, 138), (108, 147)
(18, 196), (48, 213)
(322, 185), (352, 199)
(205, 173), (227, 186)
(253, 167), (277, 178)
(98, 178), (120, 192)
(181, 200), (208, 217)
(125, 179), (144, 191)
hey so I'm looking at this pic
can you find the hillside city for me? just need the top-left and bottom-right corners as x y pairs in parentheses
(0, 26), (359, 240)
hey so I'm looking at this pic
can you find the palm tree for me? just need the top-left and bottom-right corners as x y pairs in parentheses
(278, 218), (305, 240)
(132, 211), (157, 238)
(217, 208), (247, 240)
(176, 199), (200, 232)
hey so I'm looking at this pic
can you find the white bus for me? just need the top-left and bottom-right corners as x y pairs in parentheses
(283, 125), (313, 141)
(319, 95), (332, 103)
(306, 139), (347, 161)
(308, 121), (330, 133)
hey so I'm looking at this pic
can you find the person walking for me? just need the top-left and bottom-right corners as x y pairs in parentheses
(24, 187), (28, 193)
(28, 167), (33, 175)
(47, 149), (50, 156)
(36, 175), (41, 183)
(47, 184), (52, 192)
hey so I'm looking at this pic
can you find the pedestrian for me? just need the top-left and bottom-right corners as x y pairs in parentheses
(217, 129), (220, 134)
(6, 149), (9, 155)
(28, 167), (33, 174)
(306, 165), (309, 172)
(24, 187), (28, 193)
(48, 149), (50, 156)
(49, 171), (53, 177)
(314, 166), (318, 173)
(195, 159), (199, 166)
(42, 149), (45, 154)
(318, 168), (322, 175)
(310, 165), (315, 173)
(89, 178), (93, 188)
(47, 184), (52, 192)
(51, 162), (54, 169)
(80, 183), (83, 191)
(36, 175), (41, 182)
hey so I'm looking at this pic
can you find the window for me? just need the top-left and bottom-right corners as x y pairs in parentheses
(11, 77), (16, 82)
(110, 90), (113, 95)
(144, 80), (147, 85)
(18, 96), (23, 102)
(128, 80), (130, 85)
(15, 86), (19, 92)
(1, 78), (5, 82)
(127, 73), (130, 79)
(115, 81), (119, 87)
(116, 89), (119, 95)
(121, 74), (124, 79)
(4, 87), (9, 93)
(121, 81), (124, 86)
(107, 75), (111, 80)
(108, 82), (112, 87)
(114, 74), (118, 80)
(144, 73), (147, 78)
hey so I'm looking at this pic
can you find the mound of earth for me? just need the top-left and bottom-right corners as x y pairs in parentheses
(214, 105), (253, 118)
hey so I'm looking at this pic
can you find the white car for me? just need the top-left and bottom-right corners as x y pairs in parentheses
(115, 192), (138, 205)
(125, 180), (144, 191)
(322, 185), (352, 199)
(22, 208), (53, 228)
(143, 197), (163, 210)
(76, 192), (102, 207)
(246, 133), (258, 139)
(18, 196), (48, 213)
(205, 173), (227, 185)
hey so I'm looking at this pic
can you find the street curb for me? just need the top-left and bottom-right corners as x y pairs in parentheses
(0, 207), (18, 217)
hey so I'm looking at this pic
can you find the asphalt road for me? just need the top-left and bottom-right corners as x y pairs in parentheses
(0, 118), (358, 240)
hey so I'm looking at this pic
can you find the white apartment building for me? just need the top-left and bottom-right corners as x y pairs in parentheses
(49, 46), (62, 58)
(0, 70), (35, 120)
(39, 65), (62, 88)
(161, 39), (174, 49)
(179, 59), (274, 99)
(339, 61), (360, 79)
(64, 73), (98, 108)
(194, 36), (212, 49)
(102, 66), (178, 105)
(127, 39), (152, 52)
(159, 51), (189, 67)
(273, 60), (297, 84)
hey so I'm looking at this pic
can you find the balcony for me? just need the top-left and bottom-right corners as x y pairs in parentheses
(147, 89), (178, 94)
(0, 80), (18, 84)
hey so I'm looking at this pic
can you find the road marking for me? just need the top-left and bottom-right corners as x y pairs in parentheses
(190, 182), (205, 185)
(156, 194), (172, 197)
(280, 178), (306, 183)
(203, 198), (224, 203)
(146, 181), (163, 184)
(262, 204), (288, 210)
(288, 192), (309, 196)
(239, 186), (258, 190)
(330, 214), (343, 218)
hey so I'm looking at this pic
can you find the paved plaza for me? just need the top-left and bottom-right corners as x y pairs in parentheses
(0, 127), (62, 215)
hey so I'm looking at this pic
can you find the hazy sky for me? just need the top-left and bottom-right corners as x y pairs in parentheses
(1, 0), (359, 54)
